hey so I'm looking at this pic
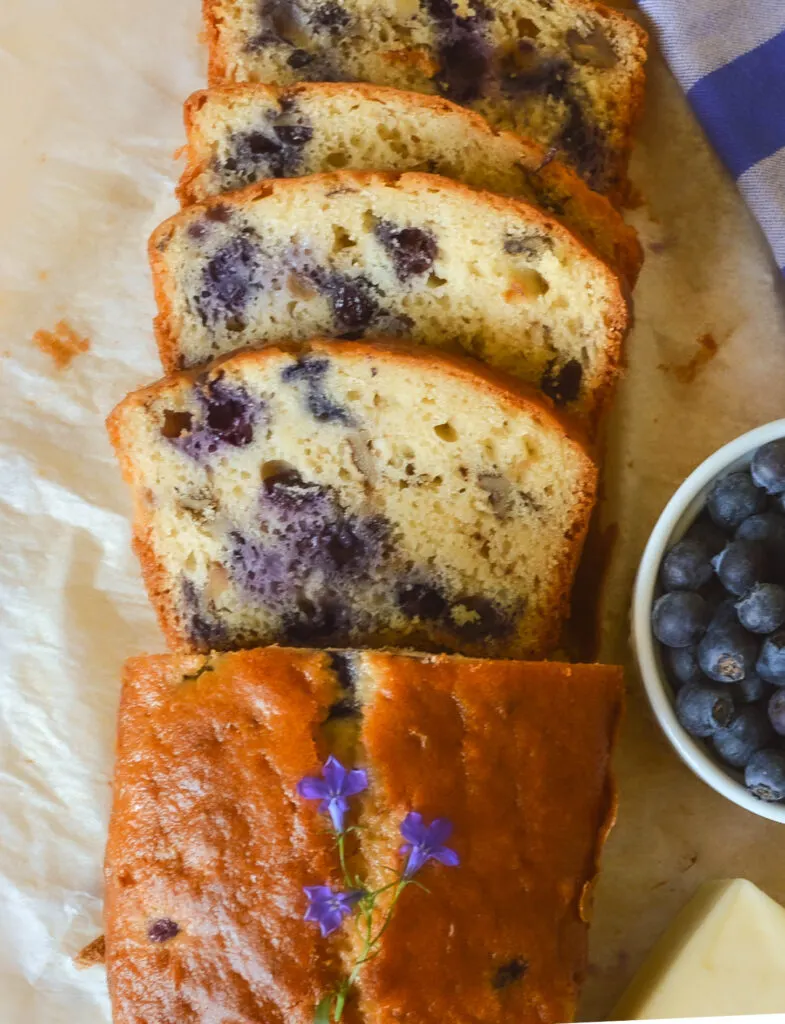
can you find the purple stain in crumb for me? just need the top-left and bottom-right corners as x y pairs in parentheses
(196, 235), (266, 328)
(375, 222), (438, 281)
(540, 358), (583, 406)
(309, 1), (350, 32)
(423, 0), (492, 104)
(221, 119), (313, 185)
(228, 474), (390, 631)
(181, 578), (228, 651)
(281, 355), (354, 425)
(167, 377), (261, 461)
(396, 581), (449, 621)
(453, 596), (511, 640)
(147, 918), (180, 943)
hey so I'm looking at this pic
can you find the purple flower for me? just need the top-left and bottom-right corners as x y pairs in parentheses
(297, 755), (369, 832)
(400, 812), (460, 878)
(304, 885), (364, 937)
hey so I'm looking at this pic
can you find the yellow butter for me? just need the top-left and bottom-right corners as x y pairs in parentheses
(614, 879), (785, 1019)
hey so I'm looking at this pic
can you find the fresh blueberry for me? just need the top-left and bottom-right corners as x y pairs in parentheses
(698, 618), (759, 683)
(708, 597), (739, 630)
(540, 359), (583, 407)
(707, 471), (766, 530)
(768, 688), (785, 736)
(661, 537), (714, 591)
(712, 706), (774, 768)
(196, 235), (265, 327)
(685, 515), (728, 556)
(736, 583), (785, 634)
(745, 748), (785, 802)
(712, 540), (767, 596)
(735, 512), (785, 574)
(751, 440), (785, 495)
(396, 581), (449, 621)
(756, 630), (785, 684)
(735, 671), (771, 704)
(666, 645), (704, 688)
(652, 591), (710, 648)
(375, 221), (437, 281)
(676, 683), (736, 738)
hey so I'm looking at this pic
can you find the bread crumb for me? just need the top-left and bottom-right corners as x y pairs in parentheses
(74, 934), (105, 970)
(173, 144), (187, 162)
(32, 320), (90, 369)
(659, 332), (718, 384)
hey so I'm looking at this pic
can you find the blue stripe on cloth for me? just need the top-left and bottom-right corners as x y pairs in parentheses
(686, 28), (785, 178)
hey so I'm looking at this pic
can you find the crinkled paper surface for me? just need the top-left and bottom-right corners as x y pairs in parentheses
(1, 1), (785, 1021)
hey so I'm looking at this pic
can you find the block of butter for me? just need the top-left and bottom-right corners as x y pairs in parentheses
(614, 879), (785, 1019)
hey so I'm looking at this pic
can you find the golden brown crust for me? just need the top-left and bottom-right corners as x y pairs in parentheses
(176, 82), (643, 285)
(105, 649), (623, 1024)
(148, 168), (631, 421)
(107, 337), (598, 656)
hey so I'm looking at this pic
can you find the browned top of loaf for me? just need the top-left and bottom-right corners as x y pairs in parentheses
(176, 82), (642, 285)
(104, 647), (623, 1024)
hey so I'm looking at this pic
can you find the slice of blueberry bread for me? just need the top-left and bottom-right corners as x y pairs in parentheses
(150, 171), (630, 419)
(178, 83), (642, 284)
(107, 340), (597, 658)
(203, 0), (648, 198)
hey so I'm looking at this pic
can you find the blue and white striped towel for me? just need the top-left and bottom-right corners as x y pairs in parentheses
(636, 0), (785, 273)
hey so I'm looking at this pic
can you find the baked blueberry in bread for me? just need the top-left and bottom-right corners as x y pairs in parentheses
(107, 340), (597, 658)
(105, 646), (623, 1024)
(150, 170), (629, 418)
(177, 83), (642, 284)
(202, 0), (648, 197)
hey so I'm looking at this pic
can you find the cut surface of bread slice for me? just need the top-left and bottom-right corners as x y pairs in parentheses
(107, 340), (597, 658)
(150, 170), (629, 418)
(178, 83), (642, 284)
(105, 647), (623, 1024)
(203, 0), (648, 197)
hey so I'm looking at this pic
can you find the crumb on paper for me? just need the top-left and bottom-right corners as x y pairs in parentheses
(32, 320), (90, 369)
(173, 144), (187, 162)
(38, 270), (48, 282)
(659, 332), (719, 384)
(74, 934), (105, 970)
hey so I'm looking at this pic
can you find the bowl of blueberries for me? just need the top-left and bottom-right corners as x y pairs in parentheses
(633, 421), (785, 823)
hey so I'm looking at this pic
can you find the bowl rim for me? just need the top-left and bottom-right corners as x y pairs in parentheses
(632, 419), (785, 825)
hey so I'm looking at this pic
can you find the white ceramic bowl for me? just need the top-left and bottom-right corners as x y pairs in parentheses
(633, 420), (785, 824)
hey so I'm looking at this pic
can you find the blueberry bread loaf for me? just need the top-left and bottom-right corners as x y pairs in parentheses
(107, 340), (597, 658)
(105, 647), (623, 1024)
(203, 0), (647, 197)
(178, 83), (642, 284)
(150, 171), (629, 418)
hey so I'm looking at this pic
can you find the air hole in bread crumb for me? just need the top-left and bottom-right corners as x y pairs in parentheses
(434, 422), (458, 442)
(517, 17), (540, 36)
(504, 269), (549, 302)
(162, 410), (193, 439)
(261, 459), (296, 481)
(427, 272), (447, 288)
(332, 225), (356, 252)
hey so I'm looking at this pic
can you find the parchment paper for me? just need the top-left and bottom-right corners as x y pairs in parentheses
(1, 2), (785, 1021)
